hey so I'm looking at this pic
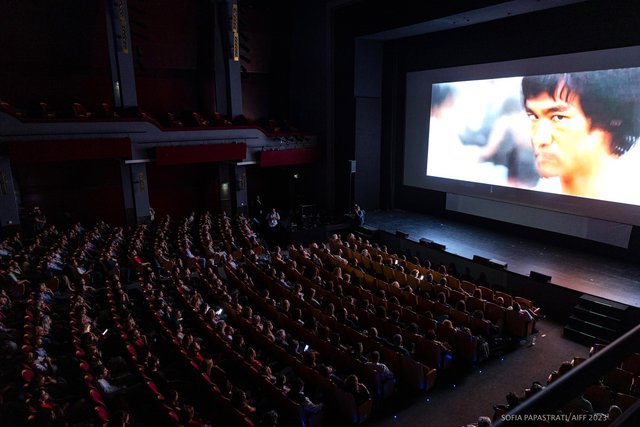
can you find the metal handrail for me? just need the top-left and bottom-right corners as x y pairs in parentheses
(493, 324), (640, 426)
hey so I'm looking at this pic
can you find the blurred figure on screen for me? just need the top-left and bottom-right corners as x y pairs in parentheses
(522, 69), (640, 202)
(479, 97), (539, 187)
(427, 85), (485, 181)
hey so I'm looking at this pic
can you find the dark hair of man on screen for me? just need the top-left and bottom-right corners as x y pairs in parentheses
(522, 69), (640, 156)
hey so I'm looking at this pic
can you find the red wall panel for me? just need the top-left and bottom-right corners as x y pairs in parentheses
(15, 160), (125, 226)
(146, 163), (220, 217)
(11, 138), (131, 163)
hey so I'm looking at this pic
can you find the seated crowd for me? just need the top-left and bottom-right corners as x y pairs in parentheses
(0, 207), (591, 427)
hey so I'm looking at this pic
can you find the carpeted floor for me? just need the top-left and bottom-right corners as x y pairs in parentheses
(367, 318), (590, 427)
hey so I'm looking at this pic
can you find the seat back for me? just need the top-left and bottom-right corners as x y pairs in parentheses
(454, 329), (478, 365)
(494, 291), (513, 307)
(484, 302), (505, 325)
(583, 384), (613, 413)
(504, 309), (533, 338)
(621, 353), (640, 376)
(603, 368), (633, 393)
(478, 286), (494, 302)
(466, 296), (486, 313)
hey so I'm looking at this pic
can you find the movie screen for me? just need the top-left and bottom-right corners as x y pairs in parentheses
(403, 47), (640, 227)
(426, 71), (640, 206)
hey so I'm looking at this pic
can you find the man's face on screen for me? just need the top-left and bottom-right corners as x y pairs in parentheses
(525, 92), (610, 179)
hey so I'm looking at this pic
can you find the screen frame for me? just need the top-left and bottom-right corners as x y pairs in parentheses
(403, 45), (640, 226)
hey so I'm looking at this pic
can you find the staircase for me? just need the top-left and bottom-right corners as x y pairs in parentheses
(354, 224), (377, 240)
(564, 294), (630, 346)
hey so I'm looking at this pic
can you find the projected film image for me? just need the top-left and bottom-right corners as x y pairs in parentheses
(426, 68), (640, 206)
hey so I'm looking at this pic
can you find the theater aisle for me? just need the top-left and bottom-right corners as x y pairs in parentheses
(368, 319), (589, 427)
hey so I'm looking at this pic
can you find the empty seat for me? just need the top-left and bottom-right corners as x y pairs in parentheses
(470, 317), (493, 338)
(583, 384), (613, 413)
(167, 112), (183, 127)
(193, 111), (210, 126)
(100, 102), (120, 118)
(571, 356), (586, 367)
(494, 291), (513, 307)
(416, 338), (448, 370)
(477, 286), (495, 302)
(466, 296), (486, 313)
(621, 353), (640, 376)
(39, 101), (56, 118)
(504, 309), (533, 338)
(514, 296), (534, 309)
(484, 302), (505, 327)
(436, 323), (456, 346)
(334, 387), (372, 424)
(460, 280), (477, 295)
(371, 370), (396, 400)
(603, 368), (633, 393)
(0, 99), (25, 118)
(382, 264), (396, 283)
(590, 343), (607, 356)
(432, 302), (451, 319)
(72, 102), (93, 118)
(406, 274), (420, 289)
(612, 392), (638, 411)
(448, 289), (467, 305)
(449, 309), (470, 327)
(398, 354), (437, 391)
(454, 328), (479, 365)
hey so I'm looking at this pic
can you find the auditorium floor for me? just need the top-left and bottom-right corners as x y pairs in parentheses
(367, 318), (590, 427)
(363, 209), (640, 308)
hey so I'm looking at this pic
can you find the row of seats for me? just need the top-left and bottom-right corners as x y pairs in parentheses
(204, 213), (392, 423)
(322, 238), (537, 340)
(490, 351), (640, 426)
(142, 212), (339, 425)
(1, 98), (308, 139)
(0, 99), (122, 120)
(272, 251), (461, 373)
(339, 235), (537, 317)
(0, 209), (545, 426)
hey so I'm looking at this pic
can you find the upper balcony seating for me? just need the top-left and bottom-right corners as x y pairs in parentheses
(72, 102), (93, 118)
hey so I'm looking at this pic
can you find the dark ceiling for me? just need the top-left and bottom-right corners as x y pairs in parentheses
(329, 0), (588, 38)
